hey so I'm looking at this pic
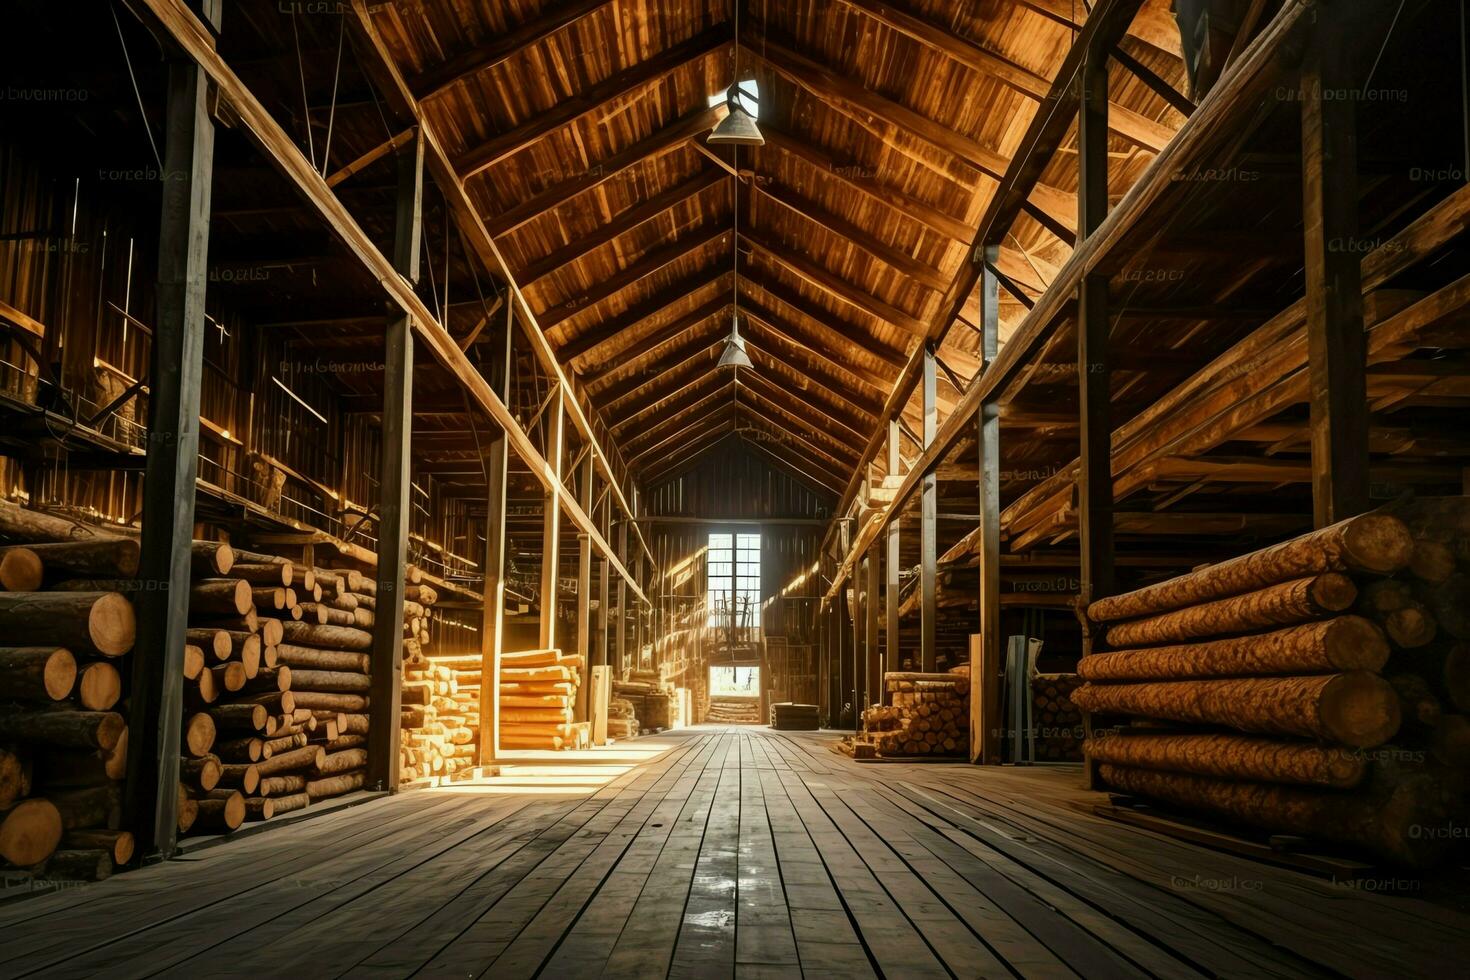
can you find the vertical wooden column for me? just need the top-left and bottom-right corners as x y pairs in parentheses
(1302, 14), (1368, 527)
(885, 421), (899, 697)
(1077, 47), (1114, 617)
(920, 344), (938, 671)
(973, 247), (1002, 765)
(539, 388), (565, 650)
(476, 308), (513, 766)
(635, 549), (647, 667)
(575, 451), (593, 721)
(615, 517), (628, 673)
(597, 494), (610, 671)
(864, 539), (880, 718)
(367, 128), (423, 793)
(123, 23), (218, 859)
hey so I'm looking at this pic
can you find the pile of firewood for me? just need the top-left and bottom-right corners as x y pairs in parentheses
(497, 649), (584, 750)
(608, 696), (638, 739)
(406, 652), (478, 780)
(1075, 508), (1470, 867)
(1033, 674), (1084, 762)
(613, 672), (675, 732)
(854, 669), (968, 756)
(0, 500), (137, 880)
(704, 695), (760, 724)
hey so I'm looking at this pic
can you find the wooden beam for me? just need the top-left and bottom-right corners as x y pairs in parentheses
(620, 379), (737, 455)
(1019, 0), (1185, 59)
(733, 410), (851, 486)
(1301, 12), (1368, 526)
(485, 107), (721, 239)
(611, 371), (729, 436)
(920, 344), (937, 671)
(741, 229), (925, 334)
(457, 28), (731, 178)
(540, 388), (566, 648)
(736, 435), (846, 497)
(477, 312), (513, 765)
(412, 0), (611, 102)
(593, 327), (724, 407)
(124, 42), (217, 860)
(741, 273), (908, 369)
(738, 306), (891, 400)
(736, 369), (870, 454)
(575, 450), (593, 722)
(838, 0), (1178, 152)
(633, 406), (736, 471)
(1077, 44), (1114, 611)
(518, 168), (726, 287)
(367, 129), (423, 793)
(885, 422), (900, 702)
(559, 270), (728, 364)
(325, 127), (414, 187)
(973, 245), (1001, 765)
(539, 223), (730, 330)
(581, 296), (730, 386)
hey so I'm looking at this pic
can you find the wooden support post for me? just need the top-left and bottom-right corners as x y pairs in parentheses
(597, 493), (610, 672)
(1077, 45), (1114, 618)
(575, 451), (593, 722)
(123, 32), (217, 859)
(615, 518), (628, 674)
(367, 128), (423, 793)
(634, 549), (646, 668)
(920, 344), (938, 671)
(974, 246), (1002, 765)
(477, 307), (513, 766)
(885, 421), (900, 699)
(539, 388), (565, 650)
(865, 539), (880, 718)
(1301, 11), (1368, 527)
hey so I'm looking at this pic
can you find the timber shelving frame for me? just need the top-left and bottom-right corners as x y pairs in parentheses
(814, 0), (1455, 764)
(49, 0), (666, 861)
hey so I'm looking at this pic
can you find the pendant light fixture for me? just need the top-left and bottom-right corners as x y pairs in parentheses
(709, 1), (763, 147)
(717, 2), (755, 372)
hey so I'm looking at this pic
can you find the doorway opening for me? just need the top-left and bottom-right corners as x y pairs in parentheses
(706, 665), (762, 724)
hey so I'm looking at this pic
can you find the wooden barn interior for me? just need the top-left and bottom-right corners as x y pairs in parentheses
(2, 0), (1470, 974)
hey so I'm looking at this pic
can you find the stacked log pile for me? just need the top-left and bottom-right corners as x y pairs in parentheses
(497, 649), (584, 750)
(407, 652), (478, 781)
(608, 697), (638, 740)
(769, 702), (819, 731)
(704, 696), (760, 724)
(612, 671), (675, 733)
(1075, 510), (1470, 867)
(1033, 674), (1084, 762)
(0, 501), (138, 879)
(850, 669), (969, 757)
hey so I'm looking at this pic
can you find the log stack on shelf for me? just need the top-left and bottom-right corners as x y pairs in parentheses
(848, 669), (969, 757)
(704, 695), (761, 724)
(1075, 509), (1470, 867)
(1033, 674), (1085, 762)
(405, 653), (478, 781)
(0, 499), (138, 880)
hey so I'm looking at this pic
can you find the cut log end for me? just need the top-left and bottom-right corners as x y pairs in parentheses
(1321, 672), (1402, 748)
(183, 712), (217, 757)
(0, 798), (63, 866)
(77, 661), (122, 710)
(88, 592), (136, 657)
(0, 548), (43, 591)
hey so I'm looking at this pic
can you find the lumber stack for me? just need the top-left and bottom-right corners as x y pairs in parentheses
(0, 499), (139, 879)
(1076, 509), (1470, 867)
(496, 649), (584, 750)
(608, 696), (639, 740)
(404, 655), (478, 780)
(704, 695), (760, 724)
(770, 702), (819, 731)
(612, 670), (675, 733)
(1033, 674), (1084, 762)
(856, 669), (969, 756)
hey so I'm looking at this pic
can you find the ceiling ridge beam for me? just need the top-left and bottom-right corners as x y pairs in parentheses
(457, 27), (732, 178)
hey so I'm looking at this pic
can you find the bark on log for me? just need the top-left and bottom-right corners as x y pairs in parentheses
(1104, 575), (1357, 649)
(290, 692), (368, 712)
(1410, 539), (1456, 584)
(0, 647), (76, 701)
(191, 579), (252, 616)
(0, 799), (63, 866)
(193, 791), (244, 831)
(1416, 573), (1470, 640)
(0, 748), (23, 810)
(1079, 617), (1388, 681)
(232, 563), (293, 586)
(6, 539), (141, 580)
(62, 828), (133, 865)
(306, 771), (364, 799)
(255, 745), (326, 776)
(217, 763), (260, 794)
(35, 732), (128, 786)
(274, 644), (368, 673)
(1071, 672), (1401, 747)
(289, 669), (370, 693)
(260, 774), (306, 796)
(0, 709), (124, 750)
(186, 629), (231, 663)
(47, 783), (120, 830)
(181, 755), (222, 791)
(0, 591), (134, 656)
(214, 737), (263, 763)
(235, 691), (295, 715)
(0, 500), (120, 544)
(38, 847), (112, 881)
(279, 621), (373, 651)
(315, 748), (368, 775)
(192, 541), (235, 577)
(210, 703), (268, 732)
(243, 797), (275, 821)
(76, 661), (121, 710)
(299, 603), (355, 627)
(271, 792), (309, 814)
(340, 713), (370, 735)
(0, 548), (42, 591)
(1098, 763), (1447, 867)
(1085, 733), (1366, 788)
(1089, 514), (1413, 623)
(251, 587), (287, 611)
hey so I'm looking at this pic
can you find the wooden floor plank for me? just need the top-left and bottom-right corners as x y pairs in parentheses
(667, 738), (743, 979)
(734, 735), (800, 969)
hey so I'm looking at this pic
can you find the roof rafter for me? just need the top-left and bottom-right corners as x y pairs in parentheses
(582, 296), (731, 386)
(741, 228), (925, 334)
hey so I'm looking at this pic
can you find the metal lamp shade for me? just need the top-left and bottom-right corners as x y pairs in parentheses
(709, 105), (764, 146)
(717, 317), (753, 369)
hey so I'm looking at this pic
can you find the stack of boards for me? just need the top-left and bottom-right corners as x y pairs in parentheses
(608, 696), (638, 740)
(0, 500), (137, 881)
(769, 702), (819, 731)
(705, 696), (760, 724)
(1075, 506), (1470, 867)
(406, 653), (479, 780)
(612, 672), (676, 731)
(498, 649), (586, 751)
